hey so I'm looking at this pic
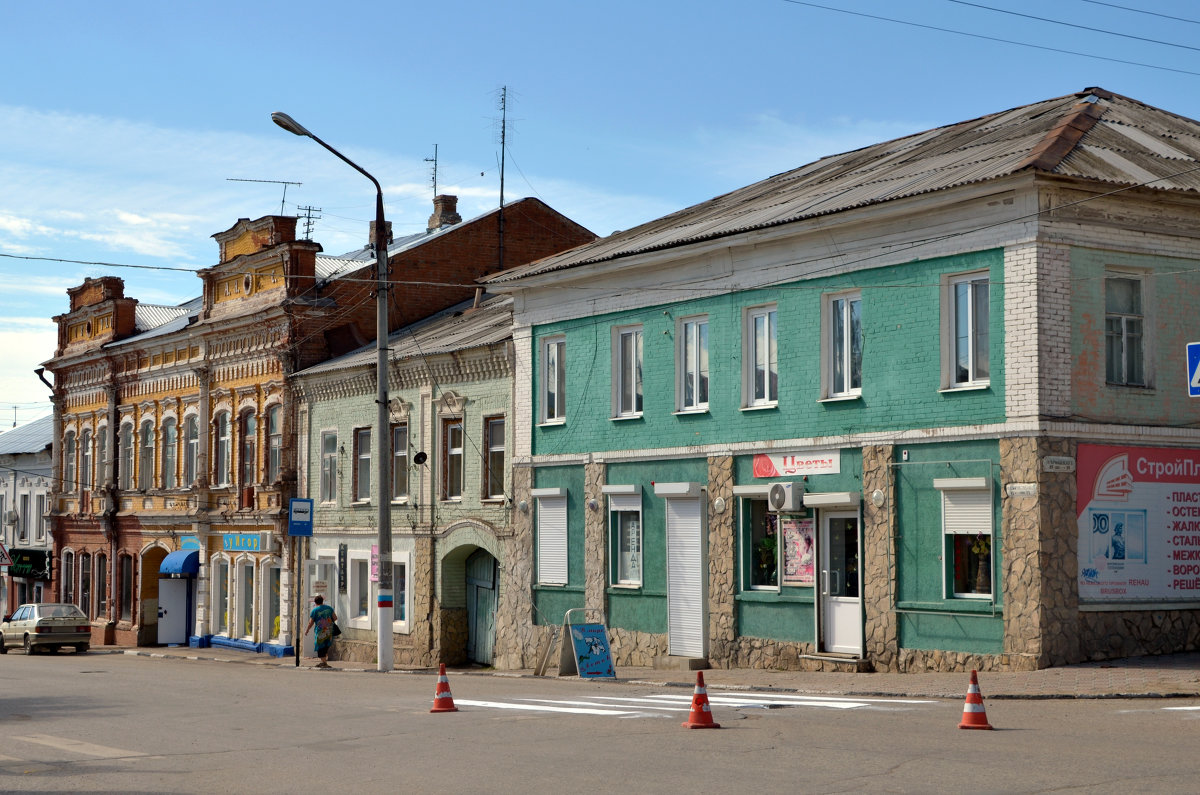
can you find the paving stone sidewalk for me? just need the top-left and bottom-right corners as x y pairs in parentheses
(99, 646), (1200, 700)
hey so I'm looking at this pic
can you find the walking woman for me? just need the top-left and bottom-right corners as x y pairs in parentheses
(303, 595), (338, 668)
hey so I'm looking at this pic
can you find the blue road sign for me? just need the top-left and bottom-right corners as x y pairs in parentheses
(288, 498), (314, 536)
(1189, 342), (1200, 398)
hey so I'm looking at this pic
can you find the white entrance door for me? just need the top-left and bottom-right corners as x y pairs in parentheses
(666, 498), (706, 658)
(820, 512), (862, 655)
(305, 559), (338, 620)
(157, 579), (189, 645)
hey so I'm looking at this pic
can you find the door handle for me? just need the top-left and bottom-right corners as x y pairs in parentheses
(830, 571), (839, 596)
(821, 570), (829, 595)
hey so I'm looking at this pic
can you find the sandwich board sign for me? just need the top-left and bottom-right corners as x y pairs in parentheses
(557, 608), (615, 678)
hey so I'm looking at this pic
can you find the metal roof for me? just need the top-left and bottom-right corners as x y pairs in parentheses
(485, 88), (1200, 283)
(134, 303), (190, 332)
(296, 293), (513, 377)
(0, 414), (53, 455)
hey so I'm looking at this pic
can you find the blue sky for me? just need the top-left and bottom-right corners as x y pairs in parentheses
(3, 0), (1200, 426)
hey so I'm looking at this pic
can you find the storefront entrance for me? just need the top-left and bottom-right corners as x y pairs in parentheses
(819, 511), (861, 655)
(465, 549), (498, 665)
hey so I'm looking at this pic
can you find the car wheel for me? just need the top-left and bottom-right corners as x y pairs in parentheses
(0, 633), (6, 654)
(23, 636), (35, 655)
(75, 644), (89, 654)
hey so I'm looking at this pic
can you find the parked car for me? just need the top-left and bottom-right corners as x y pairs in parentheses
(0, 603), (91, 654)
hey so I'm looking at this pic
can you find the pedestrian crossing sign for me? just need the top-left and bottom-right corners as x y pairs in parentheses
(0, 542), (11, 568)
(1189, 342), (1200, 398)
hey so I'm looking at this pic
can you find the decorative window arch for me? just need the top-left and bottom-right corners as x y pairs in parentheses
(161, 417), (178, 489)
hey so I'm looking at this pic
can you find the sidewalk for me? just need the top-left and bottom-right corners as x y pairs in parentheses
(96, 645), (1200, 700)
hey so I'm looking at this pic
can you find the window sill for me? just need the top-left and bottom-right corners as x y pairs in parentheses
(896, 599), (1000, 615)
(740, 403), (778, 413)
(389, 498), (410, 505)
(609, 413), (643, 422)
(736, 589), (814, 603)
(818, 394), (861, 404)
(607, 583), (642, 591)
(938, 383), (990, 394)
(481, 497), (505, 504)
(440, 497), (463, 503)
(1104, 382), (1154, 392)
(537, 419), (566, 428)
(673, 407), (709, 416)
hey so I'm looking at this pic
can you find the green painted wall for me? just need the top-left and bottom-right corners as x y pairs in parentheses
(532, 249), (1005, 456)
(893, 439), (1003, 654)
(531, 466), (585, 626)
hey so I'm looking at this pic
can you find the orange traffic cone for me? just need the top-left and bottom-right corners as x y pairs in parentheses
(430, 663), (459, 713)
(957, 669), (993, 730)
(681, 671), (721, 729)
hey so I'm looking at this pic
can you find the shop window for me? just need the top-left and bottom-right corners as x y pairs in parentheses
(392, 424), (409, 501)
(741, 499), (779, 589)
(238, 560), (254, 637)
(35, 495), (46, 541)
(64, 431), (77, 491)
(183, 416), (199, 487)
(541, 336), (566, 423)
(266, 405), (282, 484)
(320, 431), (338, 503)
(942, 272), (990, 388)
(213, 558), (229, 635)
(536, 494), (568, 585)
(79, 553), (92, 619)
(442, 419), (463, 500)
(119, 422), (134, 490)
(937, 478), (993, 599)
(120, 555), (133, 622)
(354, 428), (371, 502)
(1105, 273), (1145, 387)
(80, 429), (92, 490)
(213, 411), (231, 487)
(824, 291), (862, 398)
(161, 418), (177, 489)
(744, 305), (778, 407)
(608, 493), (642, 586)
(96, 553), (109, 619)
(392, 560), (409, 628)
(484, 417), (505, 499)
(138, 419), (155, 491)
(266, 564), (282, 640)
(612, 325), (643, 417)
(677, 315), (709, 411)
(352, 557), (370, 623)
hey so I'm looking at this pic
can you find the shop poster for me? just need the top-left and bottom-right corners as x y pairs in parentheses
(781, 516), (815, 586)
(567, 623), (615, 678)
(1077, 444), (1200, 602)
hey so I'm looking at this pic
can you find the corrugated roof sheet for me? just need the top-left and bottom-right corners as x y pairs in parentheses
(134, 303), (189, 332)
(485, 88), (1200, 283)
(0, 414), (53, 455)
(297, 294), (512, 377)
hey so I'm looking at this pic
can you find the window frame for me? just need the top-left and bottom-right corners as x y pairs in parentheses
(1105, 271), (1147, 388)
(183, 415), (199, 487)
(483, 416), (505, 500)
(936, 478), (994, 600)
(79, 552), (92, 619)
(212, 556), (230, 635)
(744, 304), (779, 408)
(942, 271), (990, 389)
(96, 425), (107, 489)
(677, 314), (710, 412)
(266, 405), (283, 484)
(79, 428), (92, 490)
(391, 423), (409, 502)
(213, 411), (231, 487)
(62, 550), (76, 605)
(319, 431), (338, 504)
(348, 551), (372, 629)
(138, 419), (155, 491)
(119, 422), (134, 490)
(608, 493), (643, 587)
(541, 335), (567, 424)
(238, 410), (257, 489)
(235, 557), (254, 638)
(535, 495), (568, 586)
(823, 290), (862, 399)
(34, 494), (46, 542)
(441, 418), (464, 501)
(63, 430), (77, 492)
(161, 417), (178, 490)
(120, 554), (134, 622)
(612, 324), (644, 418)
(391, 554), (412, 633)
(96, 552), (109, 620)
(354, 427), (372, 503)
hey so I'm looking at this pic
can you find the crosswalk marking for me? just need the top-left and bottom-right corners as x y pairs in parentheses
(13, 734), (147, 759)
(1163, 705), (1200, 711)
(454, 699), (641, 715)
(452, 691), (936, 718)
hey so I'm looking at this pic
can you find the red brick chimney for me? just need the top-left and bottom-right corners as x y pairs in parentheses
(427, 194), (462, 233)
(369, 220), (393, 246)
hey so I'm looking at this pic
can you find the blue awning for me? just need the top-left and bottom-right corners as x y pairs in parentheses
(160, 550), (200, 576)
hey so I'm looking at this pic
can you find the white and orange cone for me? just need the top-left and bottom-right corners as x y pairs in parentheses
(681, 671), (721, 729)
(957, 669), (993, 730)
(430, 663), (459, 713)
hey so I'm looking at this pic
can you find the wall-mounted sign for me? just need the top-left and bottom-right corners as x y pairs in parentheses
(288, 498), (313, 537)
(222, 533), (267, 552)
(180, 535), (201, 550)
(753, 451), (840, 478)
(1043, 456), (1076, 473)
(1006, 483), (1037, 497)
(338, 544), (348, 593)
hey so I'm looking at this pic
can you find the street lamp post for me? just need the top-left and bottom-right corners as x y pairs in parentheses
(272, 112), (393, 672)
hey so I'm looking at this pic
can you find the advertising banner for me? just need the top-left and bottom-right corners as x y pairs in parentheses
(1077, 444), (1200, 603)
(781, 516), (815, 586)
(753, 451), (840, 478)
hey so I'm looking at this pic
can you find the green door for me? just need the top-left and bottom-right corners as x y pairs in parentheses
(466, 549), (498, 665)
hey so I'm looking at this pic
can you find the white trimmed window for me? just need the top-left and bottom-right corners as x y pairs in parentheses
(63, 431), (77, 491)
(213, 411), (231, 487)
(678, 315), (709, 411)
(354, 428), (371, 502)
(35, 494), (46, 541)
(350, 553), (371, 627)
(392, 423), (409, 501)
(392, 557), (411, 631)
(936, 477), (993, 599)
(266, 405), (282, 483)
(542, 336), (567, 423)
(119, 422), (134, 490)
(138, 420), (155, 490)
(239, 411), (257, 488)
(484, 417), (505, 499)
(744, 305), (778, 407)
(79, 429), (92, 490)
(536, 493), (568, 585)
(942, 272), (990, 388)
(212, 557), (230, 635)
(1105, 272), (1145, 387)
(237, 559), (255, 637)
(161, 418), (177, 489)
(613, 325), (643, 417)
(442, 419), (464, 500)
(319, 431), (338, 503)
(824, 292), (862, 398)
(264, 562), (282, 640)
(183, 416), (199, 487)
(96, 425), (107, 489)
(608, 491), (642, 586)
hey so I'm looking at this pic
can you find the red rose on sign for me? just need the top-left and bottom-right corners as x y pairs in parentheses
(753, 454), (778, 478)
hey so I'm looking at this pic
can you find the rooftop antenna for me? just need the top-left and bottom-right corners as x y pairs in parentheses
(496, 86), (510, 272)
(227, 178), (303, 215)
(297, 205), (322, 240)
(425, 145), (439, 198)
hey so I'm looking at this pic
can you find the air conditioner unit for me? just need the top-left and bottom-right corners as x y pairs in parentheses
(3, 510), (17, 526)
(768, 482), (803, 512)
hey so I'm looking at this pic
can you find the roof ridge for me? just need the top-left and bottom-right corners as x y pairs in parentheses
(1014, 96), (1108, 173)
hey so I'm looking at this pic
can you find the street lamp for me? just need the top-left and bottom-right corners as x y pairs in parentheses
(273, 112), (394, 672)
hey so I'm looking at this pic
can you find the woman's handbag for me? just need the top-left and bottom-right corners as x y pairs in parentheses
(332, 623), (342, 637)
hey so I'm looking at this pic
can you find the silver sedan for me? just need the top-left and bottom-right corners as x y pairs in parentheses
(0, 603), (91, 654)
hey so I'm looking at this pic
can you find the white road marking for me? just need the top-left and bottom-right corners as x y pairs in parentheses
(454, 699), (640, 716)
(13, 734), (147, 759)
(517, 698), (689, 712)
(455, 691), (936, 718)
(1163, 705), (1200, 711)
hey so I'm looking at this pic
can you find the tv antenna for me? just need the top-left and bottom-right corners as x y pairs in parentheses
(425, 145), (439, 198)
(297, 205), (322, 240)
(227, 178), (302, 215)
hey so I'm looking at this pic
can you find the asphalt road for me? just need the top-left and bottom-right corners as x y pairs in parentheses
(2, 652), (1198, 793)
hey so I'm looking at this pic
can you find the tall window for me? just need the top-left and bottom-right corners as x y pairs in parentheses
(614, 325), (643, 417)
(63, 551), (76, 605)
(80, 429), (92, 490)
(938, 479), (993, 599)
(536, 495), (568, 585)
(97, 426), (107, 488)
(161, 418), (177, 489)
(96, 553), (108, 619)
(355, 428), (371, 502)
(267, 405), (282, 484)
(609, 494), (642, 586)
(119, 422), (134, 489)
(120, 555), (134, 622)
(746, 306), (778, 406)
(354, 559), (370, 618)
(949, 273), (989, 387)
(828, 292), (862, 397)
(442, 420), (463, 500)
(320, 432), (338, 503)
(542, 336), (566, 423)
(484, 417), (505, 499)
(266, 565), (282, 639)
(213, 411), (231, 486)
(392, 424), (409, 501)
(214, 559), (229, 634)
(18, 494), (29, 542)
(64, 430), (77, 491)
(183, 416), (199, 486)
(238, 561), (254, 636)
(1105, 274), (1144, 386)
(239, 411), (257, 487)
(392, 561), (407, 623)
(679, 316), (709, 411)
(79, 553), (92, 618)
(35, 495), (45, 541)
(138, 419), (155, 490)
